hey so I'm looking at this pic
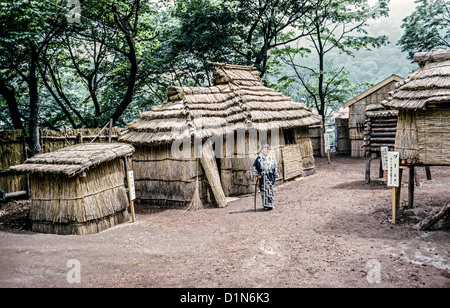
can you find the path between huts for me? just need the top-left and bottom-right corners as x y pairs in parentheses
(0, 156), (449, 288)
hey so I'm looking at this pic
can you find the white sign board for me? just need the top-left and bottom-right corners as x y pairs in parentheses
(324, 133), (330, 151)
(387, 151), (400, 187)
(127, 171), (136, 201)
(381, 147), (389, 171)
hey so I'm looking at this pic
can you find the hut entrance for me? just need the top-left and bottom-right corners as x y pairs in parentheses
(283, 128), (296, 145)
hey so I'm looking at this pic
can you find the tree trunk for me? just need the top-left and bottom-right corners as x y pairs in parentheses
(0, 78), (23, 130)
(109, 39), (138, 125)
(28, 42), (42, 157)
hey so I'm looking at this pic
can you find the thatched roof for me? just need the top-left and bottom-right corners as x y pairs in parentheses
(120, 63), (321, 145)
(382, 50), (450, 110)
(10, 143), (134, 176)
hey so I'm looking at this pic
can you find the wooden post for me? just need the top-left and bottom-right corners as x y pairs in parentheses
(108, 118), (113, 143)
(122, 155), (135, 222)
(392, 168), (403, 224)
(365, 156), (371, 184)
(379, 158), (384, 178)
(408, 165), (415, 208)
(415, 166), (420, 187)
(425, 166), (432, 181)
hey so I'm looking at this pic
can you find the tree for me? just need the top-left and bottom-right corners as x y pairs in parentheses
(170, 0), (321, 79)
(398, 0), (450, 60)
(0, 0), (67, 156)
(274, 0), (390, 124)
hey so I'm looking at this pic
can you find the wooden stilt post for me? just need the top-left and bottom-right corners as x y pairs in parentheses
(425, 166), (432, 181)
(365, 155), (371, 184)
(415, 166), (420, 187)
(392, 168), (403, 224)
(408, 165), (415, 208)
(379, 157), (384, 178)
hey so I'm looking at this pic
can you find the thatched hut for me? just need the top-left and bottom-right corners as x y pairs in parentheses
(381, 50), (450, 166)
(380, 49), (450, 221)
(343, 75), (404, 157)
(119, 63), (321, 207)
(10, 143), (135, 235)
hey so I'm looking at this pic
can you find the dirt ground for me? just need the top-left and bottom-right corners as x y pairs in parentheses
(0, 156), (449, 288)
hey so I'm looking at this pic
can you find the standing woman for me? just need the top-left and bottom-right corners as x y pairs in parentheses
(252, 144), (279, 210)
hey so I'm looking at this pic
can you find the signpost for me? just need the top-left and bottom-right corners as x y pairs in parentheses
(387, 151), (399, 187)
(127, 170), (136, 222)
(387, 151), (402, 224)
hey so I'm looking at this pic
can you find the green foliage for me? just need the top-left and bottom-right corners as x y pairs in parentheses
(398, 0), (450, 60)
(0, 0), (442, 135)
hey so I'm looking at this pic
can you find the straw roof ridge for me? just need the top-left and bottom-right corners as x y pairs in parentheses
(382, 50), (450, 110)
(10, 143), (135, 176)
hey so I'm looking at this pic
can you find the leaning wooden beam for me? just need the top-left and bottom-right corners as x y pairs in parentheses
(200, 141), (227, 208)
(412, 202), (450, 231)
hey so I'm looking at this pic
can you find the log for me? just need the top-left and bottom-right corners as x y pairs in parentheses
(414, 50), (450, 63)
(370, 132), (396, 137)
(412, 202), (450, 231)
(367, 137), (396, 143)
(371, 127), (397, 132)
(5, 190), (28, 200)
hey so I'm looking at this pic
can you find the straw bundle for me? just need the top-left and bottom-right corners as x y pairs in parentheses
(186, 159), (204, 211)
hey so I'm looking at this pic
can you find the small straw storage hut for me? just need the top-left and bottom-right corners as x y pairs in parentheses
(119, 63), (321, 207)
(381, 50), (450, 166)
(381, 49), (450, 220)
(10, 143), (135, 235)
(343, 75), (404, 157)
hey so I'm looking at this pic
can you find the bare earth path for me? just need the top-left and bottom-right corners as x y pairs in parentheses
(0, 156), (449, 288)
